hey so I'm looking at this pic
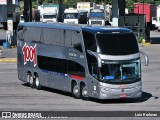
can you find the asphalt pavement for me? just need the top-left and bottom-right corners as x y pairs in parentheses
(0, 48), (16, 62)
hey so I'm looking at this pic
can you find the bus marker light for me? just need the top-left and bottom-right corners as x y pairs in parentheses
(71, 75), (84, 80)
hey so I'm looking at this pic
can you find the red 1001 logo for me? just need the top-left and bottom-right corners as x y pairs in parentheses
(22, 43), (37, 67)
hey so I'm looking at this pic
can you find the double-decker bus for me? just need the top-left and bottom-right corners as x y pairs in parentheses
(17, 22), (149, 99)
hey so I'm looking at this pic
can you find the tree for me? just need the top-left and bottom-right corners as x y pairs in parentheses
(64, 0), (81, 8)
(32, 0), (158, 10)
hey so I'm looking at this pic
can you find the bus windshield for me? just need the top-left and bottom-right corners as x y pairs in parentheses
(64, 13), (78, 19)
(99, 59), (141, 83)
(96, 33), (139, 55)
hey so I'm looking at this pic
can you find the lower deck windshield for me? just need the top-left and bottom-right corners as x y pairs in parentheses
(91, 59), (141, 84)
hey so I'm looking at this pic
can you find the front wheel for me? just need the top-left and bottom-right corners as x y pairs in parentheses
(35, 75), (41, 90)
(81, 85), (89, 100)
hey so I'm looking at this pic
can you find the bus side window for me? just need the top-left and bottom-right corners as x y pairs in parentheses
(65, 30), (83, 53)
(29, 27), (42, 43)
(65, 30), (72, 47)
(72, 31), (83, 53)
(61, 30), (65, 45)
(67, 60), (85, 77)
(37, 56), (63, 73)
(24, 27), (41, 43)
(82, 31), (96, 51)
(17, 26), (24, 41)
(43, 28), (62, 45)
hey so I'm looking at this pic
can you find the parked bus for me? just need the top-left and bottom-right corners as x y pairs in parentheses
(17, 22), (149, 100)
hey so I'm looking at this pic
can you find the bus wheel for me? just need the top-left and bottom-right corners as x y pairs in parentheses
(81, 84), (88, 100)
(72, 82), (80, 98)
(28, 73), (35, 88)
(35, 74), (41, 90)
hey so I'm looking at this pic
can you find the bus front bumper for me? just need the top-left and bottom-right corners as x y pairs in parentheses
(92, 81), (142, 99)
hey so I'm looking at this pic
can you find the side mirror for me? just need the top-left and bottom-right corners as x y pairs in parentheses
(140, 51), (149, 66)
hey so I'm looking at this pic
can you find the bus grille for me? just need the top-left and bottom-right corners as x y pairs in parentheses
(91, 21), (102, 25)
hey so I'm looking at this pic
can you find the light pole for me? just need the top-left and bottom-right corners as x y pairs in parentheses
(112, 0), (125, 26)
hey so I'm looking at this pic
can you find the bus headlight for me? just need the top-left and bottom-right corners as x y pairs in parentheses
(101, 87), (111, 92)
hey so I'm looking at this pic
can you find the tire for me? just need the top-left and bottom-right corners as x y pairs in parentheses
(28, 73), (35, 88)
(81, 84), (89, 100)
(35, 74), (41, 90)
(72, 82), (80, 99)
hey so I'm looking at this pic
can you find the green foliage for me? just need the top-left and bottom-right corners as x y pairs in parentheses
(155, 1), (160, 5)
(97, 0), (112, 4)
(64, 0), (81, 8)
(32, 1), (38, 8)
(32, 0), (159, 9)
(137, 36), (143, 43)
(126, 0), (135, 13)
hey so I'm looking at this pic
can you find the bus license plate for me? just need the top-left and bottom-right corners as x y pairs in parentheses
(120, 94), (127, 98)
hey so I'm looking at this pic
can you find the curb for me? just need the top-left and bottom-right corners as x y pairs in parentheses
(0, 58), (17, 62)
(142, 42), (151, 46)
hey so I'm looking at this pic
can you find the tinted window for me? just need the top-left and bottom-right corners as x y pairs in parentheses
(83, 31), (96, 51)
(17, 25), (24, 41)
(38, 56), (85, 77)
(86, 53), (98, 78)
(99, 59), (141, 84)
(42, 28), (62, 45)
(96, 33), (139, 55)
(65, 30), (83, 53)
(38, 56), (63, 73)
(72, 31), (83, 52)
(24, 27), (42, 42)
(65, 30), (72, 47)
(68, 60), (85, 77)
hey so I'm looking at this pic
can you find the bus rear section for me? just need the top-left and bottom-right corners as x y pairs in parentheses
(17, 23), (148, 100)
(17, 22), (87, 99)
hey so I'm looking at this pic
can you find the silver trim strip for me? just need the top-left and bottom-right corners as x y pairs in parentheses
(99, 53), (140, 60)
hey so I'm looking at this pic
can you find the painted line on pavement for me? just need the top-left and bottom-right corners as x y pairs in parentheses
(0, 59), (17, 62)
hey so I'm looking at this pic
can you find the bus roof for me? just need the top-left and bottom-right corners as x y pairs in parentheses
(18, 22), (82, 32)
(81, 26), (132, 33)
(18, 22), (132, 33)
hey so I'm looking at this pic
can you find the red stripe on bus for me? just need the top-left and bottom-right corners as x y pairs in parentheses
(71, 75), (84, 80)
